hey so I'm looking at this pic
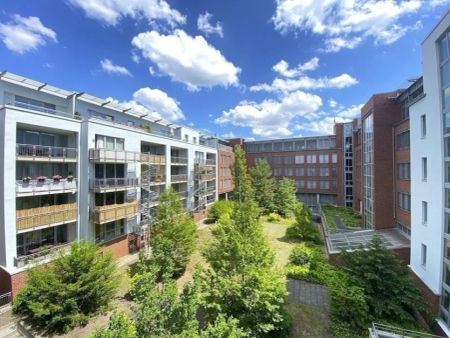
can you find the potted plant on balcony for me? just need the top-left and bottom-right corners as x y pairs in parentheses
(22, 176), (31, 183)
(37, 176), (47, 182)
(67, 172), (74, 182)
(53, 175), (62, 182)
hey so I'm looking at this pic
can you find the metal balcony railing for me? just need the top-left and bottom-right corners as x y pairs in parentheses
(14, 242), (71, 268)
(16, 144), (77, 161)
(16, 203), (77, 231)
(16, 178), (77, 195)
(206, 159), (216, 165)
(171, 156), (188, 164)
(89, 149), (141, 162)
(0, 292), (12, 308)
(171, 174), (188, 182)
(142, 175), (166, 185)
(200, 174), (215, 181)
(206, 186), (216, 193)
(140, 153), (166, 164)
(8, 100), (72, 118)
(176, 191), (188, 198)
(369, 323), (445, 338)
(90, 177), (139, 191)
(92, 201), (139, 224)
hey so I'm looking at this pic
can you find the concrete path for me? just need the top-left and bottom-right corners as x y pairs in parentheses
(287, 279), (329, 308)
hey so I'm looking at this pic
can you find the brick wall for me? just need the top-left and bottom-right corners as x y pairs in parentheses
(100, 235), (130, 259)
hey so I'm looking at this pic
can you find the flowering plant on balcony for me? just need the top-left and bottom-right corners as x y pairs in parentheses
(22, 176), (31, 183)
(52, 175), (62, 182)
(37, 176), (47, 182)
(67, 175), (74, 182)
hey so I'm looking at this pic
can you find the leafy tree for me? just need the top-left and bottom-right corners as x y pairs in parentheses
(208, 200), (235, 222)
(232, 145), (254, 203)
(13, 241), (119, 333)
(274, 178), (297, 217)
(286, 203), (322, 244)
(341, 236), (425, 325)
(250, 159), (276, 213)
(91, 312), (137, 338)
(200, 314), (245, 338)
(151, 187), (198, 277)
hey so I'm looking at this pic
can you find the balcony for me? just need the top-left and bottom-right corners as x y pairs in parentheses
(16, 203), (77, 232)
(90, 178), (139, 192)
(199, 174), (215, 181)
(206, 195), (216, 204)
(206, 186), (216, 194)
(171, 174), (188, 183)
(171, 156), (188, 165)
(206, 159), (216, 165)
(176, 191), (188, 199)
(14, 242), (71, 268)
(92, 201), (139, 224)
(16, 144), (77, 162)
(369, 323), (444, 338)
(8, 100), (73, 119)
(140, 153), (166, 164)
(89, 149), (141, 163)
(16, 178), (77, 196)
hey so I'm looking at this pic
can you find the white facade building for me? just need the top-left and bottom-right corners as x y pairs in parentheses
(410, 10), (450, 336)
(0, 72), (219, 293)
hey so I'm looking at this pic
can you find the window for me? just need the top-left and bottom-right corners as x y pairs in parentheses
(296, 180), (305, 188)
(295, 167), (304, 176)
(284, 156), (294, 164)
(398, 162), (410, 180)
(397, 130), (410, 149)
(295, 155), (305, 164)
(307, 154), (316, 163)
(319, 167), (330, 176)
(398, 192), (411, 212)
(319, 154), (329, 163)
(95, 135), (125, 150)
(273, 168), (282, 176)
(331, 153), (338, 163)
(284, 168), (293, 176)
(422, 201), (428, 225)
(193, 137), (197, 144)
(15, 95), (56, 113)
(421, 244), (427, 267)
(184, 134), (189, 142)
(273, 157), (282, 165)
(307, 167), (316, 176)
(422, 158), (427, 181)
(319, 181), (330, 189)
(421, 114), (427, 137)
(307, 180), (316, 189)
(127, 120), (135, 127)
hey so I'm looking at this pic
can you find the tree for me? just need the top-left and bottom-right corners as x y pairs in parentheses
(232, 145), (254, 203)
(286, 203), (322, 244)
(341, 236), (425, 324)
(91, 312), (137, 338)
(200, 314), (245, 338)
(250, 159), (276, 213)
(208, 200), (235, 222)
(274, 178), (297, 217)
(13, 241), (119, 333)
(151, 187), (198, 277)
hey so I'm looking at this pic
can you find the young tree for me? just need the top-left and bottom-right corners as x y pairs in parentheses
(274, 178), (297, 217)
(151, 187), (198, 277)
(13, 241), (119, 333)
(286, 203), (322, 244)
(208, 200), (235, 222)
(200, 314), (245, 338)
(91, 312), (137, 338)
(232, 145), (254, 203)
(250, 159), (276, 213)
(341, 236), (425, 324)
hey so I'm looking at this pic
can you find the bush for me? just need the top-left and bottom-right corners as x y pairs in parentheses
(288, 244), (314, 267)
(208, 200), (235, 222)
(286, 204), (322, 244)
(91, 311), (137, 338)
(13, 241), (119, 333)
(267, 212), (282, 222)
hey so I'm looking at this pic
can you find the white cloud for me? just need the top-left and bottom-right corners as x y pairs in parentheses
(0, 14), (57, 54)
(273, 57), (319, 77)
(197, 12), (223, 38)
(131, 50), (140, 63)
(221, 131), (236, 138)
(430, 0), (450, 7)
(67, 0), (185, 27)
(250, 73), (358, 93)
(108, 87), (185, 122)
(132, 29), (240, 90)
(328, 98), (338, 108)
(297, 104), (363, 135)
(100, 58), (132, 76)
(215, 90), (322, 138)
(273, 0), (421, 52)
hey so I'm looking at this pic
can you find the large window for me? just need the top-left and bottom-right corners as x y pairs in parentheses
(363, 114), (374, 228)
(307, 167), (317, 176)
(95, 220), (125, 242)
(95, 135), (124, 150)
(398, 192), (411, 212)
(397, 130), (410, 149)
(398, 162), (410, 180)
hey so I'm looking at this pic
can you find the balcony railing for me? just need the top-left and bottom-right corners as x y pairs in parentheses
(218, 143), (233, 152)
(171, 174), (188, 182)
(8, 100), (73, 118)
(92, 201), (139, 224)
(141, 153), (166, 164)
(16, 203), (77, 231)
(206, 186), (216, 193)
(89, 149), (141, 162)
(206, 196), (216, 204)
(369, 323), (444, 338)
(171, 156), (188, 165)
(206, 159), (216, 165)
(16, 144), (77, 161)
(200, 174), (215, 181)
(142, 174), (166, 185)
(14, 242), (71, 268)
(90, 178), (139, 191)
(16, 178), (77, 195)
(176, 191), (188, 198)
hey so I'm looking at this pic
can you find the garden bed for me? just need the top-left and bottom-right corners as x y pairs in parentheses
(321, 205), (362, 230)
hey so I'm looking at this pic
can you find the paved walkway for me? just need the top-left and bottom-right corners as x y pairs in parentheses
(287, 279), (329, 308)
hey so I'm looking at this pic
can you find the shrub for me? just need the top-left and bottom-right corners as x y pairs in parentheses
(200, 314), (246, 338)
(286, 204), (322, 244)
(267, 212), (282, 222)
(208, 200), (235, 222)
(91, 311), (137, 338)
(288, 244), (314, 267)
(13, 241), (119, 334)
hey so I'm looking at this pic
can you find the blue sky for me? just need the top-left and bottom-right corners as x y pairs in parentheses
(0, 0), (449, 139)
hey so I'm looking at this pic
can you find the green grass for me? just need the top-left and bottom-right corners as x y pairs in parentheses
(322, 205), (362, 230)
(262, 219), (297, 268)
(286, 303), (330, 338)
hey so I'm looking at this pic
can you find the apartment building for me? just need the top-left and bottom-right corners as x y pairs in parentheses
(243, 130), (345, 207)
(409, 10), (450, 335)
(0, 72), (225, 297)
(217, 140), (234, 200)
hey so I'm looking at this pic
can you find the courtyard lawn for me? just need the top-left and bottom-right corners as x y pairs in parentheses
(262, 218), (297, 268)
(322, 204), (362, 230)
